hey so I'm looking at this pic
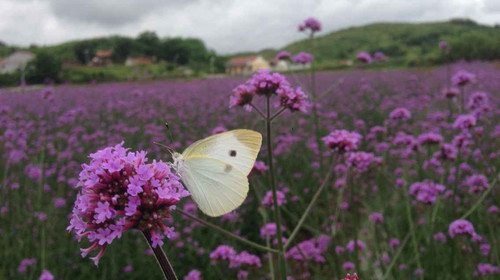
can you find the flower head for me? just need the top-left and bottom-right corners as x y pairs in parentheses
(230, 84), (255, 108)
(389, 108), (411, 121)
(465, 174), (489, 194)
(67, 142), (189, 266)
(184, 270), (202, 280)
(292, 52), (314, 64)
(448, 219), (476, 238)
(276, 51), (291, 60)
(373, 52), (387, 61)
(298, 17), (322, 32)
(356, 52), (372, 64)
(322, 130), (362, 153)
(409, 181), (445, 204)
(452, 70), (476, 86)
(346, 152), (382, 173)
(276, 86), (309, 112)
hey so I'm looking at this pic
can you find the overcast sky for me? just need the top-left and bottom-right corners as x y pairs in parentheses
(1, 0), (499, 54)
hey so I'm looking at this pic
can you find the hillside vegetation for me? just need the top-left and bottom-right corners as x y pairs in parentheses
(242, 19), (500, 68)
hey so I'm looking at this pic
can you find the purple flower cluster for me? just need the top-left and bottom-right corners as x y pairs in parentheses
(448, 219), (477, 239)
(356, 52), (372, 64)
(67, 142), (189, 265)
(477, 263), (500, 276)
(389, 108), (412, 121)
(346, 152), (382, 173)
(453, 114), (476, 130)
(275, 51), (291, 60)
(210, 245), (261, 275)
(373, 51), (387, 61)
(452, 70), (476, 86)
(286, 235), (330, 263)
(230, 69), (309, 113)
(292, 52), (314, 64)
(298, 17), (322, 32)
(322, 130), (362, 153)
(417, 132), (443, 146)
(409, 181), (446, 204)
(464, 174), (489, 194)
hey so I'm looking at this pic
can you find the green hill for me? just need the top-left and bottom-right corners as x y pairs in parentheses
(235, 19), (500, 68)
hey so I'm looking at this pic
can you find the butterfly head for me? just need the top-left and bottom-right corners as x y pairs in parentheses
(171, 152), (184, 174)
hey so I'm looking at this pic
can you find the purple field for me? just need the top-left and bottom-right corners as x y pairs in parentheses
(1, 62), (500, 279)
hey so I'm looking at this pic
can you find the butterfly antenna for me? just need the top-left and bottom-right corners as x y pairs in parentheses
(153, 141), (175, 156)
(165, 121), (175, 143)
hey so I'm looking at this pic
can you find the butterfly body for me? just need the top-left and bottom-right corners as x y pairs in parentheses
(172, 129), (262, 217)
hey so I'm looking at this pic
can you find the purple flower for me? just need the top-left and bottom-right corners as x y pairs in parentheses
(477, 263), (500, 276)
(292, 52), (314, 64)
(442, 87), (459, 98)
(409, 181), (446, 204)
(67, 143), (189, 266)
(276, 51), (291, 60)
(248, 69), (289, 96)
(276, 86), (309, 112)
(39, 270), (54, 280)
(373, 52), (387, 61)
(452, 70), (476, 86)
(433, 232), (447, 243)
(356, 52), (372, 64)
(468, 91), (489, 110)
(229, 84), (255, 108)
(229, 251), (262, 268)
(286, 236), (329, 263)
(369, 212), (384, 224)
(346, 152), (382, 173)
(439, 41), (450, 51)
(453, 114), (476, 130)
(389, 108), (411, 121)
(184, 270), (202, 280)
(260, 223), (285, 239)
(389, 238), (400, 247)
(346, 240), (366, 252)
(464, 174), (489, 194)
(252, 161), (269, 175)
(417, 132), (443, 146)
(210, 245), (236, 263)
(448, 219), (476, 238)
(262, 190), (286, 208)
(298, 17), (322, 32)
(18, 258), (36, 273)
(322, 130), (362, 152)
(343, 261), (355, 271)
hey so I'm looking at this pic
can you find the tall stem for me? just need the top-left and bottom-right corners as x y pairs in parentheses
(142, 231), (178, 280)
(285, 161), (335, 249)
(309, 32), (324, 176)
(266, 96), (287, 279)
(174, 209), (278, 253)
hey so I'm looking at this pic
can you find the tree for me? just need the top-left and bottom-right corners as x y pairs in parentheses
(137, 31), (160, 56)
(26, 51), (62, 84)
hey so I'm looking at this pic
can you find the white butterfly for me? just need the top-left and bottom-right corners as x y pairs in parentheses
(172, 129), (262, 217)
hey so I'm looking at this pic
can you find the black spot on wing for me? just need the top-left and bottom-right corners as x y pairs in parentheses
(229, 150), (237, 157)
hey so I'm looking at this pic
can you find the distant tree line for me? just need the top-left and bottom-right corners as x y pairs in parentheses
(72, 31), (225, 72)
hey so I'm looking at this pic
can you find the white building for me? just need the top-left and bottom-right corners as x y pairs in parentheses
(0, 51), (35, 74)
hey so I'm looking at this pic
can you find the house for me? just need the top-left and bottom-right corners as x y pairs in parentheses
(269, 59), (290, 72)
(125, 56), (155, 66)
(91, 50), (113, 66)
(0, 51), (35, 74)
(226, 55), (270, 75)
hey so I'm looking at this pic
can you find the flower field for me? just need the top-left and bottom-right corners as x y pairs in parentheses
(1, 61), (499, 279)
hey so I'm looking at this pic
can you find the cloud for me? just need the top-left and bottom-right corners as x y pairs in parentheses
(0, 0), (498, 54)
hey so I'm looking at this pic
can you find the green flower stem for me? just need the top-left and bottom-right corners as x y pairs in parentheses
(382, 233), (410, 280)
(142, 230), (178, 280)
(174, 209), (279, 254)
(403, 185), (424, 280)
(265, 96), (288, 280)
(284, 161), (335, 249)
(460, 172), (499, 220)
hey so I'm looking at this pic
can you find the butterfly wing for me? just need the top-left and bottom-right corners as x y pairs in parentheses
(181, 156), (249, 217)
(182, 129), (262, 175)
